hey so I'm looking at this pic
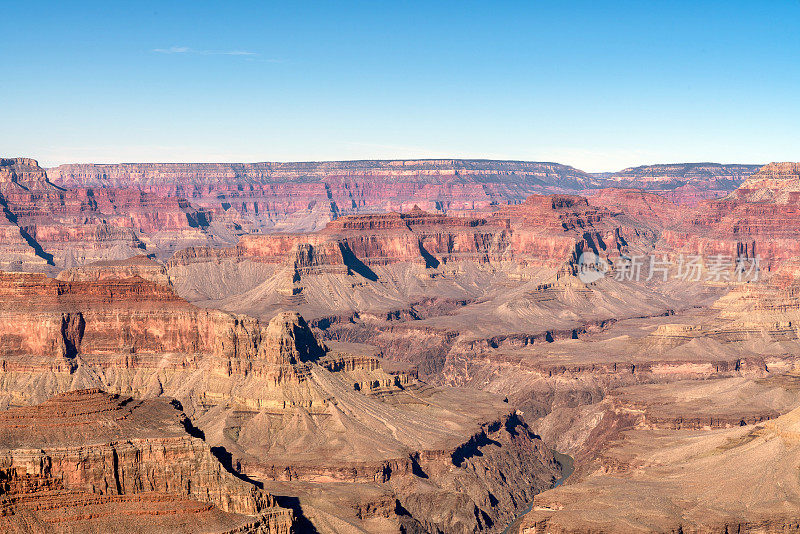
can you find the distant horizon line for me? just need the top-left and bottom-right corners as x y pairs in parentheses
(7, 156), (770, 175)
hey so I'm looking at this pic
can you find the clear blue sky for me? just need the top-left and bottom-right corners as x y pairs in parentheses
(1, 0), (798, 171)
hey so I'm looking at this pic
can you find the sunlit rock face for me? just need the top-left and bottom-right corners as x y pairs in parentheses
(591, 162), (762, 204)
(647, 163), (800, 278)
(0, 157), (769, 272)
(0, 268), (561, 533)
(0, 158), (219, 270)
(44, 159), (609, 237)
(0, 388), (294, 534)
(6, 156), (800, 533)
(729, 162), (800, 204)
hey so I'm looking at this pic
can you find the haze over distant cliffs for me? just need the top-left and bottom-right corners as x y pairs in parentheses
(591, 162), (763, 204)
(0, 156), (771, 273)
(44, 158), (761, 232)
(46, 158), (760, 196)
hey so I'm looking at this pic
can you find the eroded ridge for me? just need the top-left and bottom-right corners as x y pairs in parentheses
(0, 388), (293, 534)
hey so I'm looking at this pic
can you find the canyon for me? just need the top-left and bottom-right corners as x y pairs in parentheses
(591, 162), (761, 204)
(0, 264), (560, 533)
(1, 155), (800, 532)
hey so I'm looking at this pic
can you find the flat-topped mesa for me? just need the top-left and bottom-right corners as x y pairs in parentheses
(590, 163), (763, 205)
(0, 389), (293, 533)
(0, 270), (184, 311)
(729, 162), (800, 204)
(589, 188), (683, 223)
(44, 159), (603, 235)
(325, 211), (413, 231)
(599, 162), (761, 189)
(0, 157), (48, 184)
(522, 193), (589, 209)
(493, 193), (611, 230)
(56, 255), (173, 286)
(47, 159), (596, 187)
(171, 194), (626, 278)
(324, 207), (490, 232)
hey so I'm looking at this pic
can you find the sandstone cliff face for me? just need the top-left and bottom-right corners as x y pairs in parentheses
(0, 272), (334, 391)
(55, 255), (173, 286)
(45, 159), (601, 236)
(0, 156), (767, 270)
(172, 195), (622, 273)
(572, 164), (800, 281)
(0, 270), (560, 533)
(595, 162), (761, 197)
(0, 389), (293, 533)
(729, 161), (800, 204)
(640, 163), (800, 276)
(589, 188), (682, 223)
(585, 163), (762, 205)
(0, 158), (222, 270)
(47, 159), (598, 189)
(0, 158), (47, 183)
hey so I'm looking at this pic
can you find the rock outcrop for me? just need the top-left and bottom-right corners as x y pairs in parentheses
(45, 159), (601, 236)
(4, 155), (800, 532)
(0, 158), (221, 270)
(593, 162), (761, 204)
(0, 388), (293, 533)
(648, 163), (800, 276)
(729, 161), (800, 204)
(170, 195), (623, 281)
(0, 269), (560, 533)
(518, 381), (800, 533)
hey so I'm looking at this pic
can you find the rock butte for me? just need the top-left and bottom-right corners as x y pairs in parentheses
(1, 156), (800, 532)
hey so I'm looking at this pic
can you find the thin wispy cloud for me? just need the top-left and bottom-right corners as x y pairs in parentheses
(152, 46), (258, 57)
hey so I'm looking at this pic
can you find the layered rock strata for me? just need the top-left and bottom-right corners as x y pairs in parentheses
(0, 158), (219, 270)
(0, 388), (292, 533)
(592, 162), (761, 204)
(518, 382), (800, 533)
(0, 269), (560, 533)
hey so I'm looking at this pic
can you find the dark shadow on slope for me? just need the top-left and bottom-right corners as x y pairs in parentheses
(17, 227), (55, 265)
(0, 193), (54, 265)
(410, 453), (429, 479)
(418, 242), (440, 269)
(395, 501), (427, 534)
(209, 446), (265, 488)
(180, 417), (206, 440)
(451, 432), (501, 467)
(274, 496), (320, 534)
(339, 243), (378, 281)
(60, 313), (85, 358)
